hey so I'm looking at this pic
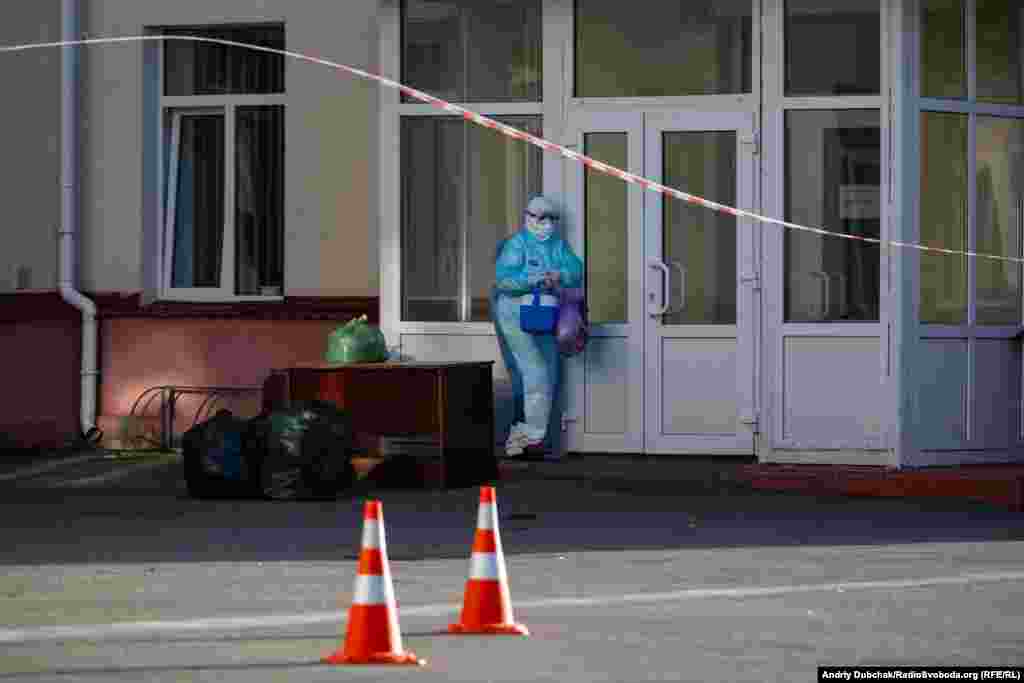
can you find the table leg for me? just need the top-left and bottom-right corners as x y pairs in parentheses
(436, 370), (447, 490)
(437, 365), (497, 489)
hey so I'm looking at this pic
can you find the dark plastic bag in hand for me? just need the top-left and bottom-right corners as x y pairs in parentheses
(556, 287), (589, 357)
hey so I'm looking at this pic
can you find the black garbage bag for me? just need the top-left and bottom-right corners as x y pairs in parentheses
(182, 409), (254, 499)
(248, 400), (356, 501)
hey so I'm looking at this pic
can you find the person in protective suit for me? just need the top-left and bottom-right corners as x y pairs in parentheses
(493, 195), (583, 458)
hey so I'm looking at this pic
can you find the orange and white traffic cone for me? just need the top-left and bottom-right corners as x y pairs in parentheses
(448, 486), (529, 636)
(323, 500), (425, 666)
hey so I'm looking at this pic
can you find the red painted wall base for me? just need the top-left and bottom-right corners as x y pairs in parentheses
(0, 292), (378, 450)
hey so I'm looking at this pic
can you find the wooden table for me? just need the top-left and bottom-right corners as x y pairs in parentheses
(261, 361), (497, 489)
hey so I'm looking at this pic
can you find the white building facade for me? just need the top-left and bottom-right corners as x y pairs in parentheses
(2, 1), (1022, 467)
(377, 0), (1024, 467)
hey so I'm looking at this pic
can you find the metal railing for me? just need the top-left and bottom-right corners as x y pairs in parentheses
(128, 385), (263, 449)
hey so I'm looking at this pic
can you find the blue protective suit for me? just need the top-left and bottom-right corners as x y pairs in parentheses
(493, 224), (583, 449)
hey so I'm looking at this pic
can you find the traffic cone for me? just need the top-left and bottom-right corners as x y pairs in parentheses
(323, 500), (425, 666)
(449, 486), (529, 635)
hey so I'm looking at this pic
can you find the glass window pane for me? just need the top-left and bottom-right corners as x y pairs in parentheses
(575, 0), (751, 98)
(920, 112), (968, 324)
(920, 0), (965, 99)
(977, 0), (1024, 105)
(401, 116), (542, 322)
(235, 106), (284, 296)
(402, 0), (541, 103)
(172, 114), (224, 288)
(467, 117), (543, 321)
(584, 133), (629, 324)
(785, 1), (880, 96)
(785, 110), (881, 323)
(663, 131), (736, 325)
(164, 25), (285, 96)
(976, 116), (1024, 325)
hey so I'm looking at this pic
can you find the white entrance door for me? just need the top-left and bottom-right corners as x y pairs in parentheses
(565, 110), (759, 455)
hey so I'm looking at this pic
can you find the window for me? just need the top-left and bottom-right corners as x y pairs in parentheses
(976, 116), (1023, 324)
(583, 133), (628, 324)
(919, 112), (968, 324)
(785, 0), (880, 96)
(785, 110), (881, 322)
(663, 131), (737, 324)
(575, 0), (752, 98)
(163, 26), (284, 96)
(161, 25), (285, 299)
(921, 0), (965, 98)
(399, 1), (543, 323)
(918, 3), (1024, 326)
(401, 116), (542, 322)
(402, 0), (541, 103)
(779, 1), (882, 324)
(976, 0), (1024, 105)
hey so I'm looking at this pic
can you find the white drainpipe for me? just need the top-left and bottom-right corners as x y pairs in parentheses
(58, 0), (99, 440)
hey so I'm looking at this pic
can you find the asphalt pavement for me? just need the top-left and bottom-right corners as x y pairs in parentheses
(0, 450), (1022, 681)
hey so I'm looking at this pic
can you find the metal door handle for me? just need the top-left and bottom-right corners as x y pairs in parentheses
(809, 271), (831, 320)
(1016, 196), (1023, 261)
(961, 384), (969, 442)
(666, 260), (687, 315)
(832, 273), (849, 318)
(649, 259), (669, 316)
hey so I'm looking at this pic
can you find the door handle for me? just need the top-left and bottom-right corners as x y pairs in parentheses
(648, 259), (669, 316)
(832, 273), (848, 318)
(666, 260), (687, 315)
(809, 271), (831, 320)
(1016, 196), (1023, 261)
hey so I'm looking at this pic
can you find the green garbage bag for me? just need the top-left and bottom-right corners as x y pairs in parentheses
(324, 314), (388, 364)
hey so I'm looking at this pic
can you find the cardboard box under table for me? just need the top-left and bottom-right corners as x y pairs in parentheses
(261, 361), (497, 489)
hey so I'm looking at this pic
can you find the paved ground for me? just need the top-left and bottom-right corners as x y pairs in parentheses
(0, 451), (1022, 681)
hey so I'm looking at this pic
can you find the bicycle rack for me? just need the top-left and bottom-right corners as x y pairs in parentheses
(128, 385), (263, 449)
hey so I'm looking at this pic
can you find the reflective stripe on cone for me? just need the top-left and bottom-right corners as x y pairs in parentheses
(322, 500), (425, 666)
(449, 487), (529, 636)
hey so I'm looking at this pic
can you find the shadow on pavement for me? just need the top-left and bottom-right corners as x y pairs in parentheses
(1, 455), (1023, 566)
(0, 660), (331, 680)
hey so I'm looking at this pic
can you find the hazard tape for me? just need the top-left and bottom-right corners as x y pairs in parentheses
(3, 34), (1022, 265)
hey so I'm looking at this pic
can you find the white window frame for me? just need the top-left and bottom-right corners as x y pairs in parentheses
(908, 0), (1024, 455)
(566, 0), (761, 114)
(914, 0), (1024, 337)
(761, 0), (894, 452)
(380, 0), (556, 337)
(381, 0), (762, 337)
(157, 35), (287, 303)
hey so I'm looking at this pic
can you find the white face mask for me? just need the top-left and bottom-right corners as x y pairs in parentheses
(526, 213), (556, 241)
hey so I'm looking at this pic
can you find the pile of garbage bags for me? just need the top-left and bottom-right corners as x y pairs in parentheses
(182, 401), (355, 501)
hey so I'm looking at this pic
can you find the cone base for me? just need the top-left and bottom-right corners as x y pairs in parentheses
(322, 649), (426, 666)
(448, 621), (530, 636)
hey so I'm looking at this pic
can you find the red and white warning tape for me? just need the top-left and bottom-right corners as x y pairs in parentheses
(3, 34), (1021, 265)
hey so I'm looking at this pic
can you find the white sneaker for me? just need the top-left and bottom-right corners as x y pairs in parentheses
(506, 438), (544, 457)
(505, 423), (527, 444)
(505, 425), (529, 456)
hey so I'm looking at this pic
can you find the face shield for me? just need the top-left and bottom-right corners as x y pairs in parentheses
(524, 197), (559, 241)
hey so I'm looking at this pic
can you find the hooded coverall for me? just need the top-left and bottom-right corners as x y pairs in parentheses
(493, 225), (583, 449)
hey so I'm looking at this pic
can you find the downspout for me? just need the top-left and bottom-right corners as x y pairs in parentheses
(58, 0), (99, 441)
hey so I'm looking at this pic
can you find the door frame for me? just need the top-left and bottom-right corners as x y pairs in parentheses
(564, 109), (761, 455)
(563, 111), (646, 453)
(643, 110), (761, 455)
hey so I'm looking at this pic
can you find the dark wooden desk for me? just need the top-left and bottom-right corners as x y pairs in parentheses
(261, 361), (497, 489)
